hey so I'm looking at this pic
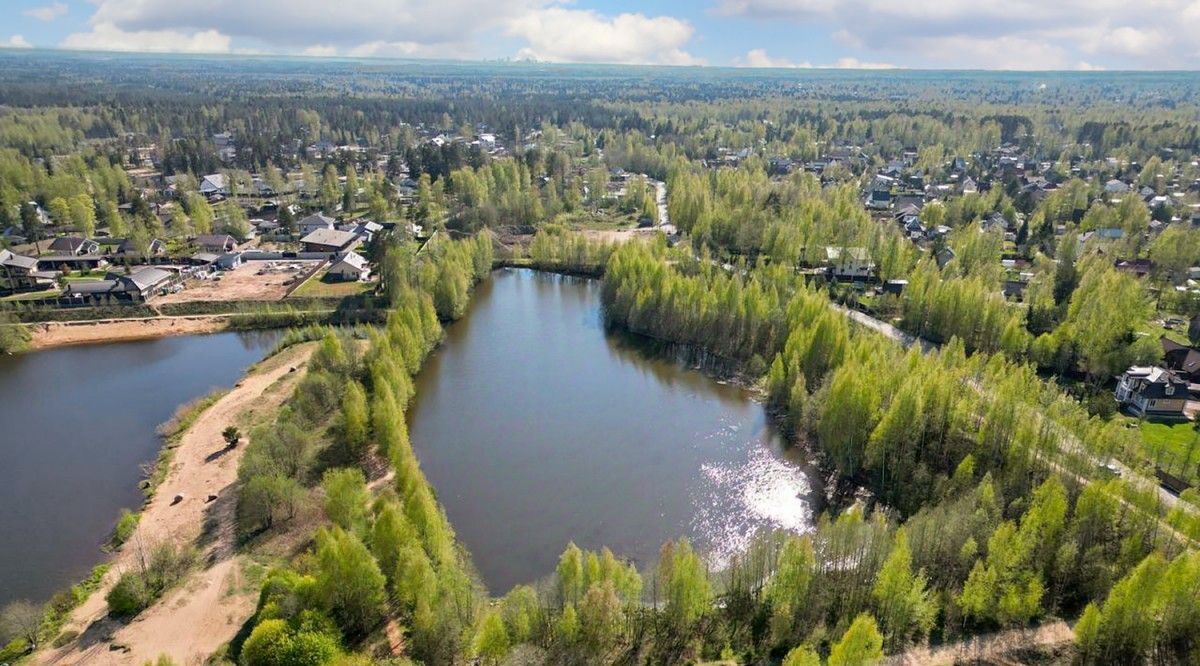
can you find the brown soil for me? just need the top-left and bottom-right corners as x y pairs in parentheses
(885, 621), (1074, 665)
(38, 343), (314, 666)
(155, 261), (320, 305)
(29, 316), (231, 349)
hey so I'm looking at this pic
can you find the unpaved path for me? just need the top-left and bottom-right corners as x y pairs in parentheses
(885, 620), (1073, 665)
(39, 343), (314, 666)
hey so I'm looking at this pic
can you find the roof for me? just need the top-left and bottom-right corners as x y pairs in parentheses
(0, 249), (38, 270)
(329, 251), (369, 272)
(298, 213), (336, 229)
(301, 228), (357, 248)
(125, 267), (173, 291)
(194, 234), (236, 247)
(48, 236), (92, 253)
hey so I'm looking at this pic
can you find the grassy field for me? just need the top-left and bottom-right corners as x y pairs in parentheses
(1139, 420), (1200, 478)
(290, 272), (374, 298)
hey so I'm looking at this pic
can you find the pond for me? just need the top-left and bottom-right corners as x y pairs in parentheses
(0, 330), (280, 606)
(408, 269), (819, 594)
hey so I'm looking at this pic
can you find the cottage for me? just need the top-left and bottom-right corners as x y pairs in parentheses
(1114, 366), (1189, 418)
(47, 236), (99, 256)
(40, 254), (108, 272)
(935, 247), (956, 269)
(824, 246), (875, 280)
(0, 249), (58, 291)
(301, 228), (358, 253)
(194, 234), (238, 253)
(199, 174), (228, 197)
(61, 266), (176, 303)
(1161, 337), (1200, 383)
(115, 238), (166, 257)
(297, 213), (337, 236)
(326, 251), (370, 282)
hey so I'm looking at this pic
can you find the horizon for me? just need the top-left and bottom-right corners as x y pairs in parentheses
(7, 0), (1200, 71)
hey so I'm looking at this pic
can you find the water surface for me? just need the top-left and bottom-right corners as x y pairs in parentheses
(408, 269), (817, 593)
(0, 331), (279, 605)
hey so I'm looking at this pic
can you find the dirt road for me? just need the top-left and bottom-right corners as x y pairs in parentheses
(884, 621), (1074, 665)
(39, 343), (313, 666)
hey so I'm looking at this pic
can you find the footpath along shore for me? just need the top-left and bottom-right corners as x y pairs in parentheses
(39, 342), (314, 665)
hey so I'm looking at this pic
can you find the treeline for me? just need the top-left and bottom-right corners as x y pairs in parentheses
(599, 241), (1198, 662)
(527, 226), (616, 275)
(231, 236), (493, 665)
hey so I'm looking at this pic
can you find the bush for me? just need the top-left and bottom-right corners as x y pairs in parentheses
(106, 573), (151, 617)
(109, 509), (140, 549)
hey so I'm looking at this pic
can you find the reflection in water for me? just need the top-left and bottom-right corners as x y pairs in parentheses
(408, 269), (818, 593)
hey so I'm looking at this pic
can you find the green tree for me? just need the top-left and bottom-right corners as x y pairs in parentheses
(340, 380), (368, 459)
(313, 526), (387, 637)
(828, 613), (884, 666)
(872, 530), (936, 649)
(471, 610), (510, 664)
(321, 468), (369, 534)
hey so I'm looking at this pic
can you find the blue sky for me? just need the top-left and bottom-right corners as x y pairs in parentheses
(3, 0), (1198, 70)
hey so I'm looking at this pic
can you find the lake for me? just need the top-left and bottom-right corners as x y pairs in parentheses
(408, 268), (818, 594)
(0, 331), (279, 606)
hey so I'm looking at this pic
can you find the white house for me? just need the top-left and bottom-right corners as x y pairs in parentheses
(326, 251), (370, 282)
(199, 174), (228, 197)
(824, 246), (875, 280)
(297, 213), (337, 236)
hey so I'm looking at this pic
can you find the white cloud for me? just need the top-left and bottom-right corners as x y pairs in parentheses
(5, 35), (33, 49)
(507, 8), (703, 65)
(735, 48), (808, 68)
(734, 49), (894, 69)
(79, 0), (553, 52)
(60, 22), (232, 54)
(718, 0), (1200, 69)
(23, 2), (67, 22)
(302, 45), (338, 57)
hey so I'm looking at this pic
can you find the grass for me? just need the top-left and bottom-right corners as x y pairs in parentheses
(1139, 420), (1200, 479)
(290, 272), (374, 298)
(0, 288), (59, 302)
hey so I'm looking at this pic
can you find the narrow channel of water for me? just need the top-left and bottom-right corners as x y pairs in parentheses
(0, 331), (280, 606)
(408, 269), (819, 593)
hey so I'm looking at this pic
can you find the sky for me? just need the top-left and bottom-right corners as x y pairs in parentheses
(3, 0), (1200, 71)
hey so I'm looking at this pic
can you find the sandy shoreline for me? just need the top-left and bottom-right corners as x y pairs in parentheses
(27, 315), (234, 350)
(38, 343), (314, 665)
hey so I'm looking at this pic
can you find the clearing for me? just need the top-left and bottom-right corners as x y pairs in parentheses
(155, 261), (320, 304)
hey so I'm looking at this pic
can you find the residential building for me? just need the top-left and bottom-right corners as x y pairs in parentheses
(301, 228), (358, 253)
(326, 251), (370, 281)
(1114, 366), (1189, 418)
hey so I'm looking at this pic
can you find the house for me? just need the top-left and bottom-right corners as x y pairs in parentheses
(61, 266), (176, 303)
(935, 247), (957, 269)
(1114, 258), (1153, 279)
(341, 220), (383, 243)
(1161, 337), (1200, 383)
(39, 254), (108, 271)
(199, 174), (228, 197)
(824, 246), (875, 280)
(194, 234), (238, 253)
(48, 236), (100, 256)
(960, 176), (978, 194)
(326, 251), (370, 281)
(882, 279), (907, 296)
(1115, 366), (1189, 418)
(297, 213), (337, 236)
(215, 253), (243, 270)
(301, 228), (358, 253)
(115, 238), (166, 257)
(1104, 179), (1130, 194)
(0, 249), (58, 291)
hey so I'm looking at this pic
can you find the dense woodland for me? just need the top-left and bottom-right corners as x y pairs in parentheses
(4, 52), (1200, 665)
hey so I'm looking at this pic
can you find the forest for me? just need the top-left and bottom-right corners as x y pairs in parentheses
(3, 51), (1200, 665)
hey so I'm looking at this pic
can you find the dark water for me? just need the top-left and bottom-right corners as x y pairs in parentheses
(0, 330), (280, 606)
(408, 269), (818, 594)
